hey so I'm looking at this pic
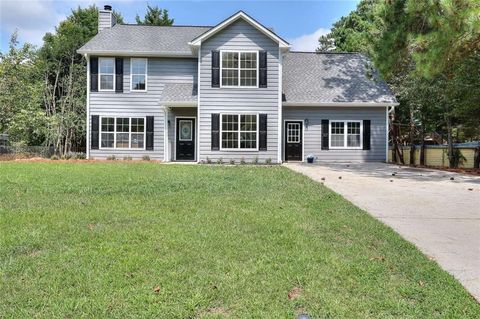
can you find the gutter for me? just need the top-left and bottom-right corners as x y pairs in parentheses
(282, 102), (399, 107)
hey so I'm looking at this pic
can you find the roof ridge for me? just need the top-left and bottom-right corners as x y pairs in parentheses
(118, 24), (213, 28)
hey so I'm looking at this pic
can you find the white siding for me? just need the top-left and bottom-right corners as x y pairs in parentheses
(89, 57), (197, 160)
(198, 20), (280, 163)
(283, 106), (387, 162)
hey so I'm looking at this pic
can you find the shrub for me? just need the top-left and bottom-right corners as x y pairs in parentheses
(75, 153), (86, 160)
(206, 157), (212, 164)
(229, 159), (235, 165)
(106, 155), (116, 161)
(123, 156), (132, 161)
(142, 155), (150, 161)
(253, 156), (259, 165)
(61, 153), (72, 160)
(217, 157), (224, 164)
(240, 157), (246, 165)
(50, 155), (59, 160)
(265, 158), (272, 165)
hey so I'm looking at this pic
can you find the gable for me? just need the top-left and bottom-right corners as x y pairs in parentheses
(189, 11), (289, 51)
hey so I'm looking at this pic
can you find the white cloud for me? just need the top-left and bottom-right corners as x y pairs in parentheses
(0, 0), (67, 46)
(288, 27), (330, 52)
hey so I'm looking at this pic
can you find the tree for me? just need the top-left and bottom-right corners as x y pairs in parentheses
(318, 0), (480, 168)
(39, 5), (101, 155)
(135, 5), (173, 26)
(0, 33), (46, 145)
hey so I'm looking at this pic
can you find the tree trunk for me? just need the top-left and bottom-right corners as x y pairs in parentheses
(409, 106), (415, 166)
(420, 123), (426, 166)
(445, 112), (455, 168)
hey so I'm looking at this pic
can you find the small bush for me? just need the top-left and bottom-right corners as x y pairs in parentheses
(123, 156), (132, 161)
(50, 155), (59, 160)
(217, 157), (224, 165)
(265, 158), (272, 165)
(142, 155), (150, 161)
(106, 155), (116, 161)
(61, 153), (72, 160)
(253, 156), (259, 165)
(240, 157), (246, 165)
(75, 153), (86, 160)
(229, 159), (235, 165)
(206, 157), (212, 164)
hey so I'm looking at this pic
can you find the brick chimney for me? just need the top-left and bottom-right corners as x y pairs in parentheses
(98, 5), (116, 32)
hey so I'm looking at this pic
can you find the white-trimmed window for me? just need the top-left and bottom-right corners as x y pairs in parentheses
(329, 121), (362, 149)
(99, 58), (115, 91)
(220, 51), (258, 87)
(131, 58), (147, 91)
(100, 116), (145, 149)
(220, 114), (258, 150)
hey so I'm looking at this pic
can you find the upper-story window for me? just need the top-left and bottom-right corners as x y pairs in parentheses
(99, 58), (115, 91)
(220, 51), (258, 87)
(131, 58), (147, 91)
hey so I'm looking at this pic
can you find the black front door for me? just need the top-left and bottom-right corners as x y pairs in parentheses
(285, 121), (303, 161)
(176, 118), (195, 161)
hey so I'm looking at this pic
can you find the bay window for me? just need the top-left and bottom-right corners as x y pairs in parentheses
(99, 58), (115, 91)
(329, 121), (362, 149)
(100, 117), (145, 149)
(221, 114), (258, 150)
(221, 51), (258, 87)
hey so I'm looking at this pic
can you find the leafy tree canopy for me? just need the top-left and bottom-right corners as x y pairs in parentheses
(135, 5), (174, 26)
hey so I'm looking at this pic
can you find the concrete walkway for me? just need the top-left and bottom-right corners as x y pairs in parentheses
(285, 162), (480, 302)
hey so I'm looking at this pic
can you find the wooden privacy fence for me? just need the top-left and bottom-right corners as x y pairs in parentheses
(389, 144), (480, 168)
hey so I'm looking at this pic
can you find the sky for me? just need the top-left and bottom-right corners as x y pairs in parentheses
(0, 0), (360, 52)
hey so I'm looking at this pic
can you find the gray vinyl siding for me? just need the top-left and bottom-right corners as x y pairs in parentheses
(282, 106), (388, 162)
(167, 107), (197, 161)
(198, 20), (280, 163)
(89, 57), (197, 160)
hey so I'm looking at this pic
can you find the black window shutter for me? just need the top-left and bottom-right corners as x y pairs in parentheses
(146, 116), (154, 150)
(211, 51), (220, 88)
(91, 115), (99, 149)
(259, 51), (267, 88)
(90, 57), (98, 92)
(363, 120), (371, 150)
(115, 58), (123, 93)
(321, 119), (329, 150)
(211, 113), (220, 150)
(259, 114), (267, 150)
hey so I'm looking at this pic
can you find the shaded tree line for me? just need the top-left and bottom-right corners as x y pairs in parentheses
(318, 0), (480, 167)
(0, 5), (172, 155)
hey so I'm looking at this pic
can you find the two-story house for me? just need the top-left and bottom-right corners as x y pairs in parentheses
(78, 6), (398, 163)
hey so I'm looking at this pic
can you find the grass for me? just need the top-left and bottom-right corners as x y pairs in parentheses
(0, 162), (479, 318)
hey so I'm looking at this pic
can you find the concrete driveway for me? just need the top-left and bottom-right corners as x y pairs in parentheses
(285, 162), (480, 301)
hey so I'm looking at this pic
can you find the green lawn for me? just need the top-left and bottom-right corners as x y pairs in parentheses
(0, 162), (478, 318)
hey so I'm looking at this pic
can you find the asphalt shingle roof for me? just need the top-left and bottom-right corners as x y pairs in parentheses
(282, 52), (397, 104)
(160, 83), (198, 103)
(78, 24), (212, 55)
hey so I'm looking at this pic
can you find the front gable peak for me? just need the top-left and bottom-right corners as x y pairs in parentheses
(188, 11), (290, 52)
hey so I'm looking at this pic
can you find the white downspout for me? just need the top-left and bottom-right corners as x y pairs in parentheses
(164, 106), (169, 162)
(86, 54), (90, 159)
(277, 48), (283, 164)
(196, 47), (201, 163)
(386, 106), (395, 163)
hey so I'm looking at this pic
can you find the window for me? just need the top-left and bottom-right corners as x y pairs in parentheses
(99, 58), (115, 91)
(221, 51), (258, 87)
(220, 114), (258, 150)
(287, 123), (301, 143)
(100, 117), (145, 149)
(329, 121), (362, 149)
(131, 58), (147, 91)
